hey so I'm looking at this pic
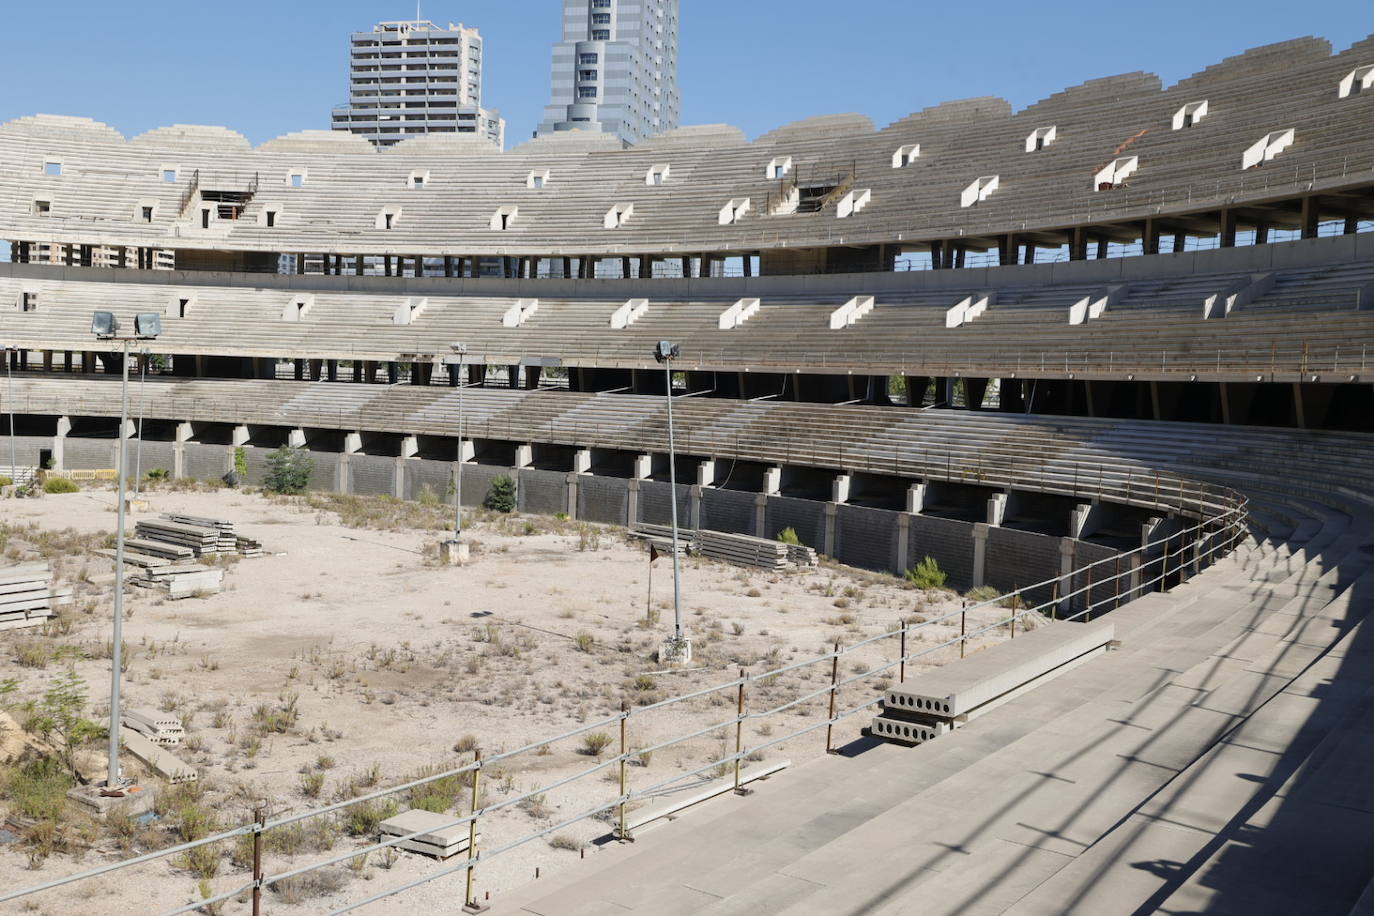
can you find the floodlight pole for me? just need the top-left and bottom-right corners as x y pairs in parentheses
(451, 343), (467, 542)
(4, 345), (15, 486)
(107, 337), (133, 788)
(664, 356), (684, 644)
(132, 348), (148, 499)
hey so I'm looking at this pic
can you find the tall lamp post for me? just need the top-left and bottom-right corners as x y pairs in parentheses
(654, 341), (691, 664)
(91, 310), (161, 790)
(132, 348), (149, 499)
(445, 342), (469, 565)
(3, 345), (15, 486)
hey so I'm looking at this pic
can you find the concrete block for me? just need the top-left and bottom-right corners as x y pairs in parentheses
(697, 459), (716, 488)
(907, 483), (927, 514)
(633, 453), (652, 480)
(987, 493), (1007, 527)
(287, 428), (306, 449)
(231, 425), (249, 448)
(514, 444), (532, 469)
(573, 449), (591, 474)
(344, 432), (362, 454)
(379, 808), (476, 859)
(884, 620), (1116, 718)
(763, 466), (782, 496)
(832, 474), (851, 505)
(400, 435), (418, 459)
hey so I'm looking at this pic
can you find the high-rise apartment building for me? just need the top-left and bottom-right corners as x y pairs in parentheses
(332, 20), (505, 149)
(536, 0), (680, 146)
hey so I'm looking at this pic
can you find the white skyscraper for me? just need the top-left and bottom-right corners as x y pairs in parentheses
(536, 0), (680, 146)
(332, 20), (505, 149)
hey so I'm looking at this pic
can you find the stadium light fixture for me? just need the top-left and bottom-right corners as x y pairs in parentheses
(654, 340), (690, 663)
(450, 342), (468, 550)
(91, 312), (161, 792)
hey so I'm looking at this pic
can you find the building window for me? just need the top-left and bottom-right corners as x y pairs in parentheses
(579, 86), (598, 99)
(580, 70), (598, 81)
(592, 29), (610, 39)
(21, 292), (37, 313)
(289, 170), (307, 188)
(265, 210), (277, 228)
(580, 53), (599, 65)
(33, 199), (51, 216)
(593, 0), (611, 7)
(142, 206), (154, 222)
(592, 13), (611, 25)
(162, 168), (178, 183)
(43, 161), (62, 177)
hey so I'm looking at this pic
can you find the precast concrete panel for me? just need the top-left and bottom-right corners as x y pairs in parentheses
(239, 446), (271, 487)
(638, 480), (690, 528)
(134, 442), (176, 478)
(764, 496), (826, 553)
(1073, 540), (1122, 617)
(909, 514), (976, 590)
(0, 435), (48, 466)
(463, 465), (512, 509)
(700, 488), (755, 535)
(350, 454), (394, 496)
(407, 459), (453, 504)
(308, 451), (338, 493)
(836, 504), (899, 573)
(986, 527), (1063, 608)
(183, 444), (229, 482)
(64, 438), (115, 470)
(520, 469), (568, 517)
(578, 475), (630, 525)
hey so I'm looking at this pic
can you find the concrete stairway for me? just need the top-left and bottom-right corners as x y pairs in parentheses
(486, 482), (1374, 915)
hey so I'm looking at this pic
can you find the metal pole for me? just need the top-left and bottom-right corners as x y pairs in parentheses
(464, 749), (482, 911)
(108, 339), (131, 788)
(733, 670), (746, 794)
(960, 605), (967, 658)
(664, 359), (684, 648)
(5, 346), (15, 485)
(899, 621), (907, 683)
(455, 353), (464, 542)
(251, 806), (265, 916)
(617, 702), (630, 840)
(133, 349), (148, 498)
(825, 643), (840, 754)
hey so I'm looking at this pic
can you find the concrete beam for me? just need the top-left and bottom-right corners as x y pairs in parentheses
(906, 483), (927, 515)
(232, 425), (249, 448)
(400, 435), (418, 459)
(697, 459), (716, 488)
(344, 432), (362, 454)
(514, 443), (533, 469)
(987, 493), (1007, 527)
(288, 428), (307, 449)
(763, 466), (782, 497)
(831, 474), (851, 505)
(972, 523), (989, 588)
(573, 449), (591, 474)
(633, 453), (652, 480)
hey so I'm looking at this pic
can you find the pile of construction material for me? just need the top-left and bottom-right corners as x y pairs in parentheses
(99, 513), (265, 599)
(122, 709), (184, 747)
(631, 526), (819, 571)
(119, 726), (198, 784)
(0, 563), (72, 631)
(378, 809), (477, 859)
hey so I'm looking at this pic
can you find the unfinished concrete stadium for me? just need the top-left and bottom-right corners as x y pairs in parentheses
(2, 33), (1374, 916)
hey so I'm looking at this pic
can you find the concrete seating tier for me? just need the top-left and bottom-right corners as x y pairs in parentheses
(2, 35), (1373, 259)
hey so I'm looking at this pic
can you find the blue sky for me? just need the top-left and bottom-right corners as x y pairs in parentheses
(0, 1), (1368, 148)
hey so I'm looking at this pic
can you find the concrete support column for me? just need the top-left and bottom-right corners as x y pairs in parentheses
(763, 465), (782, 497)
(689, 485), (702, 530)
(458, 439), (475, 464)
(170, 421), (192, 479)
(287, 428), (306, 449)
(565, 473), (579, 519)
(53, 416), (72, 472)
(971, 523), (989, 588)
(1219, 208), (1237, 248)
(339, 432), (361, 494)
(906, 483), (926, 514)
(392, 457), (406, 499)
(895, 514), (910, 576)
(400, 436), (418, 459)
(697, 459), (716, 488)
(633, 453), (652, 480)
(831, 474), (851, 505)
(987, 492), (1007, 526)
(1129, 554), (1143, 601)
(514, 444), (533, 469)
(754, 494), (767, 538)
(1292, 383), (1307, 429)
(1143, 218), (1160, 255)
(232, 425), (249, 448)
(326, 360), (339, 382)
(573, 449), (591, 474)
(823, 503), (837, 557)
(1058, 538), (1077, 616)
(627, 479), (640, 527)
(1300, 196), (1320, 240)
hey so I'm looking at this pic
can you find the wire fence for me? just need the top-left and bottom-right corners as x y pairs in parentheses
(0, 464), (1248, 915)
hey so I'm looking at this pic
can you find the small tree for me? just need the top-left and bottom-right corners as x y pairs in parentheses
(264, 446), (313, 495)
(483, 475), (517, 513)
(233, 447), (249, 478)
(904, 556), (948, 590)
(28, 671), (103, 778)
(777, 527), (802, 546)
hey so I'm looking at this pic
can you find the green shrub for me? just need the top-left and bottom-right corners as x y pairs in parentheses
(777, 527), (802, 546)
(233, 447), (249, 477)
(145, 468), (170, 481)
(483, 475), (517, 513)
(4, 756), (73, 821)
(43, 477), (80, 494)
(904, 556), (948, 590)
(964, 585), (1001, 604)
(263, 446), (313, 495)
(581, 732), (613, 757)
(343, 798), (399, 836)
(0, 476), (12, 487)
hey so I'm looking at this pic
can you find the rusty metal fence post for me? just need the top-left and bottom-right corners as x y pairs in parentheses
(463, 749), (486, 913)
(252, 806), (265, 916)
(824, 644), (840, 754)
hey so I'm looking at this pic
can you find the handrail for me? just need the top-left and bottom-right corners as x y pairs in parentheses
(0, 460), (1247, 913)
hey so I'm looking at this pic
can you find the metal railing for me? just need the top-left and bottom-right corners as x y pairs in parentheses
(0, 467), (1247, 914)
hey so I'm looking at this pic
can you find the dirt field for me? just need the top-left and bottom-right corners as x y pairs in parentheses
(0, 482), (1017, 914)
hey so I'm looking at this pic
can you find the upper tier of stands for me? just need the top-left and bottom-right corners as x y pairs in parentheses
(4, 235), (1371, 380)
(3, 36), (1373, 258)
